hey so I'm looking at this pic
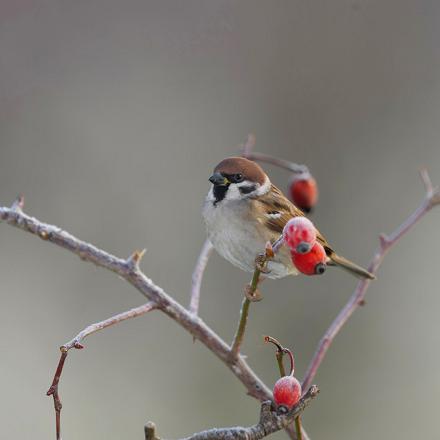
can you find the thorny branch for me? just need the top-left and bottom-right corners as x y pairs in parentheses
(45, 302), (157, 440)
(240, 136), (440, 394)
(145, 386), (319, 440)
(0, 199), (282, 438)
(301, 168), (440, 391)
(0, 140), (438, 439)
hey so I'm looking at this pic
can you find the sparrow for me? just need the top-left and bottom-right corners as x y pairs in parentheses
(202, 156), (374, 280)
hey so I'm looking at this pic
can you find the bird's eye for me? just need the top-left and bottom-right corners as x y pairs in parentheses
(233, 173), (244, 183)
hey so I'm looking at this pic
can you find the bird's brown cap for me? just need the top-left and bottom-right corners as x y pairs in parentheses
(214, 157), (267, 185)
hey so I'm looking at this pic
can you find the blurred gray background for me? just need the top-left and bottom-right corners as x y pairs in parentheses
(0, 1), (439, 439)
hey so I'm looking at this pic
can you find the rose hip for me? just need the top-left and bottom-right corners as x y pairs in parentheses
(273, 375), (302, 411)
(283, 217), (317, 254)
(291, 242), (327, 275)
(289, 173), (318, 213)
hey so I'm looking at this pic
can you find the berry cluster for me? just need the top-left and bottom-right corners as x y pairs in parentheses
(283, 217), (327, 275)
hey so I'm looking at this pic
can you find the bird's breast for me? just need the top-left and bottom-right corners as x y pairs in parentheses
(202, 198), (297, 278)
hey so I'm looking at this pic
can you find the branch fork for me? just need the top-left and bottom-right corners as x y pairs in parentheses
(144, 385), (319, 440)
(0, 137), (438, 440)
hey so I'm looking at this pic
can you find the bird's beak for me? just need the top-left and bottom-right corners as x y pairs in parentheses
(209, 173), (229, 186)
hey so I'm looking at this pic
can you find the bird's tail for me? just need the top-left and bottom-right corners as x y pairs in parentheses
(329, 253), (375, 280)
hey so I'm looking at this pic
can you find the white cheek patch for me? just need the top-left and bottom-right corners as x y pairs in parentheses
(224, 183), (242, 200)
(256, 177), (271, 196)
(226, 177), (271, 200)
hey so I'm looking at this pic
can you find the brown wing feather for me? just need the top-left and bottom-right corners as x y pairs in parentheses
(257, 184), (335, 255)
(255, 184), (375, 279)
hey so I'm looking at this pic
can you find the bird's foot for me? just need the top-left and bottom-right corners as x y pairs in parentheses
(255, 253), (270, 274)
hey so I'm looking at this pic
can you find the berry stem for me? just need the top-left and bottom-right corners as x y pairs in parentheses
(240, 134), (309, 174)
(250, 267), (261, 294)
(276, 351), (286, 377)
(264, 336), (286, 376)
(264, 336), (295, 377)
(286, 348), (295, 376)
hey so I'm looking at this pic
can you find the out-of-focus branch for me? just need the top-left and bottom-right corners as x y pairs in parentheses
(147, 386), (319, 440)
(302, 169), (440, 391)
(241, 134), (308, 174)
(189, 239), (213, 315)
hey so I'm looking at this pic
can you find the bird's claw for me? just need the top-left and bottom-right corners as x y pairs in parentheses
(255, 254), (270, 273)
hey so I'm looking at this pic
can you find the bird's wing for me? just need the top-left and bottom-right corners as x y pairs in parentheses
(254, 184), (335, 255)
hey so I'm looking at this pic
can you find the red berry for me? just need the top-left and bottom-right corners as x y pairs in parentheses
(283, 217), (317, 254)
(273, 375), (302, 410)
(291, 242), (327, 275)
(289, 174), (318, 213)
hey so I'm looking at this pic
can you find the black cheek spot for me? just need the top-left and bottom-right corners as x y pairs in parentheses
(239, 184), (256, 195)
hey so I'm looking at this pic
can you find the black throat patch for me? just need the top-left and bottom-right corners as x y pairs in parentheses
(213, 184), (229, 205)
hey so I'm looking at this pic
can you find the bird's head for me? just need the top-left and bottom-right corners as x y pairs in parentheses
(208, 157), (270, 205)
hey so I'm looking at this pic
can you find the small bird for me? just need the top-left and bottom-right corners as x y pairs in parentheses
(203, 156), (374, 280)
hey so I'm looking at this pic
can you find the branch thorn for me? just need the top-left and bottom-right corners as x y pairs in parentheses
(379, 233), (389, 249)
(128, 248), (146, 267)
(419, 167), (433, 194)
(11, 194), (24, 211)
(241, 133), (256, 157)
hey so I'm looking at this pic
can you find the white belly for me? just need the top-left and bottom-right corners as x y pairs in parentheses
(202, 198), (296, 279)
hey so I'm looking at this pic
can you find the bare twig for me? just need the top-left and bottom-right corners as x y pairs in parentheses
(230, 297), (251, 358)
(45, 302), (157, 439)
(62, 301), (157, 352)
(294, 418), (303, 440)
(2, 167), (437, 440)
(241, 133), (256, 157)
(0, 202), (278, 432)
(145, 422), (160, 440)
(231, 241), (281, 358)
(46, 351), (68, 440)
(240, 134), (308, 174)
(147, 385), (319, 440)
(189, 239), (213, 315)
(302, 169), (440, 391)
